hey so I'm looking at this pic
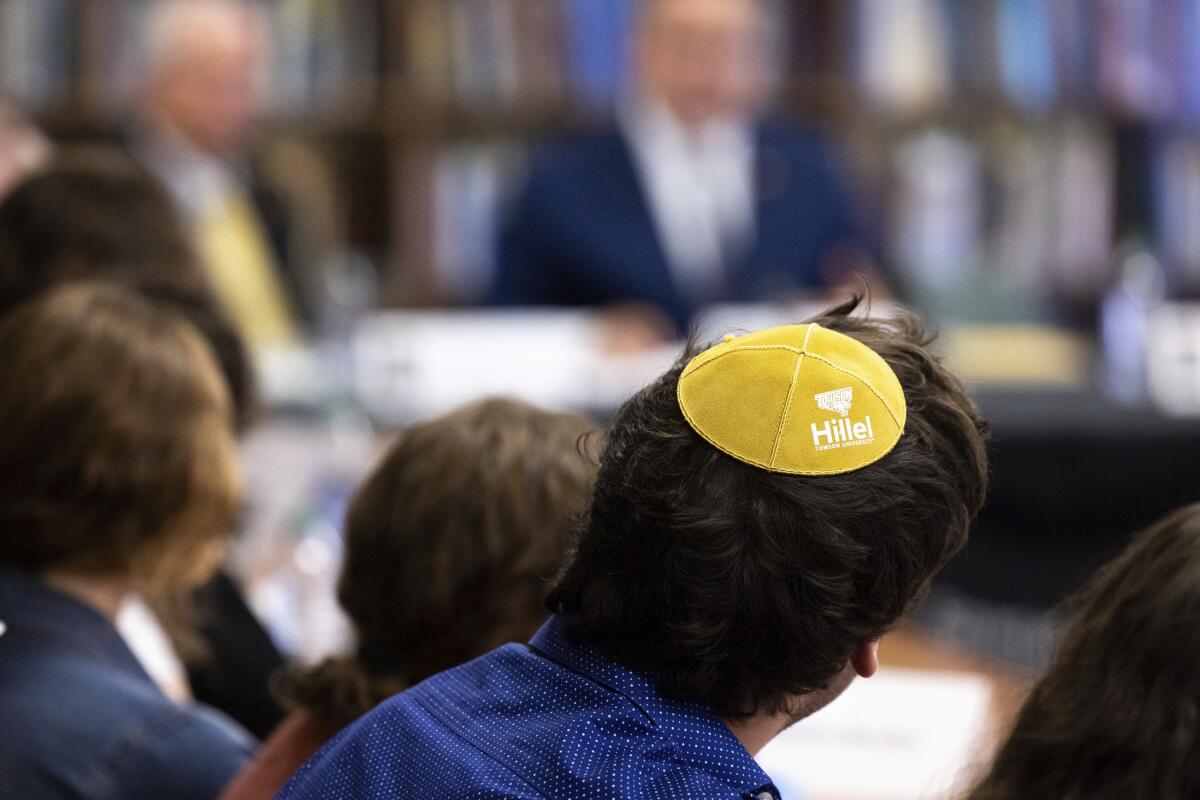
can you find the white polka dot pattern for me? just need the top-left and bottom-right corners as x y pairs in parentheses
(275, 615), (781, 799)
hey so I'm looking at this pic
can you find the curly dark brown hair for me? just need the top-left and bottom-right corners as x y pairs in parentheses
(967, 503), (1200, 800)
(547, 296), (990, 720)
(285, 398), (599, 730)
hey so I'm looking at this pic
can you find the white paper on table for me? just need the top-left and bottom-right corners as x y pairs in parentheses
(352, 310), (678, 423)
(755, 667), (993, 800)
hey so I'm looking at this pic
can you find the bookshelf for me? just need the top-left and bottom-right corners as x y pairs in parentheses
(5, 0), (1200, 325)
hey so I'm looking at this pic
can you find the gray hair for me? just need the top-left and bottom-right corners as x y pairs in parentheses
(140, 0), (267, 75)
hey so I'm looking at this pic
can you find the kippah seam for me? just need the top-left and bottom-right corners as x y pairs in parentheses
(801, 351), (905, 430)
(677, 402), (778, 473)
(677, 354), (779, 472)
(679, 344), (809, 380)
(767, 325), (816, 468)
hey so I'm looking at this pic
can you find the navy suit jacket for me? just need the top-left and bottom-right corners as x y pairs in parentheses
(494, 123), (868, 330)
(0, 570), (255, 800)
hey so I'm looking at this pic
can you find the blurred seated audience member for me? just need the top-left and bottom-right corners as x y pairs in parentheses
(0, 100), (49, 198)
(275, 301), (989, 799)
(220, 398), (597, 800)
(0, 283), (255, 799)
(133, 0), (316, 345)
(968, 503), (1200, 800)
(494, 0), (877, 338)
(0, 148), (288, 739)
(0, 147), (207, 307)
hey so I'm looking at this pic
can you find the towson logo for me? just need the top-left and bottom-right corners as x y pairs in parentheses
(811, 387), (876, 452)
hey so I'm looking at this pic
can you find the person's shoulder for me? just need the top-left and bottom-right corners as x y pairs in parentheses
(0, 652), (253, 799)
(404, 645), (697, 795)
(59, 656), (255, 798)
(276, 643), (741, 798)
(277, 645), (585, 798)
(105, 699), (256, 799)
(0, 644), (164, 745)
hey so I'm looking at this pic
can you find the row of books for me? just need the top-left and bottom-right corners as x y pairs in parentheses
(0, 0), (384, 116)
(0, 0), (78, 110)
(876, 122), (1200, 303)
(403, 122), (1200, 311)
(1154, 135), (1200, 290)
(401, 0), (635, 110)
(0, 0), (635, 115)
(890, 120), (1116, 302)
(852, 0), (1200, 120)
(400, 0), (1200, 121)
(10, 0), (1200, 125)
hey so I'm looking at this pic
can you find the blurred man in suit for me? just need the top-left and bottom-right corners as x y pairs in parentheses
(495, 0), (875, 338)
(134, 0), (306, 347)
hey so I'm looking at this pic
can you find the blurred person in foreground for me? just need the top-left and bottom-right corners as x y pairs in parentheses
(133, 0), (318, 346)
(0, 148), (210, 315)
(968, 503), (1200, 800)
(494, 0), (876, 343)
(0, 146), (259, 458)
(277, 299), (988, 799)
(221, 398), (597, 800)
(0, 283), (254, 799)
(0, 148), (287, 739)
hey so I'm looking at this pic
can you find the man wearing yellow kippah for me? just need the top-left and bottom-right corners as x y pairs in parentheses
(278, 298), (990, 800)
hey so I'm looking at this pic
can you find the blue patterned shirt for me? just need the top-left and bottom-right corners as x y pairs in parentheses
(277, 615), (781, 799)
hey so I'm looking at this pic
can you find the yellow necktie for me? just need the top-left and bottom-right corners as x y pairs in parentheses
(197, 190), (298, 346)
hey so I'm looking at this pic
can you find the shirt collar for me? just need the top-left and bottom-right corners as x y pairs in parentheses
(0, 569), (151, 682)
(530, 615), (780, 800)
(134, 115), (241, 219)
(619, 95), (755, 162)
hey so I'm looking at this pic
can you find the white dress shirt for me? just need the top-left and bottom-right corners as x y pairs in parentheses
(621, 100), (756, 303)
(135, 119), (240, 226)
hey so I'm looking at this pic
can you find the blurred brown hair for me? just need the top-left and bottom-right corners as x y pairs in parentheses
(287, 398), (598, 730)
(0, 146), (202, 302)
(0, 147), (259, 431)
(0, 282), (241, 593)
(967, 504), (1200, 800)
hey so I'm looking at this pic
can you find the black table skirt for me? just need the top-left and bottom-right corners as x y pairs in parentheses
(937, 387), (1200, 609)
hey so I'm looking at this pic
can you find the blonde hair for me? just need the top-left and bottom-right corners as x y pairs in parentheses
(0, 282), (240, 594)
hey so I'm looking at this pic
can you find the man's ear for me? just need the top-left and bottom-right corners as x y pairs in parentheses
(851, 640), (879, 679)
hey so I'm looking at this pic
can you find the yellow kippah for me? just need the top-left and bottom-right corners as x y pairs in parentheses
(677, 324), (907, 475)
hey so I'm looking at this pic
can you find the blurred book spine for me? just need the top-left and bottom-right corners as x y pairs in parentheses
(392, 141), (520, 305)
(400, 0), (633, 110)
(0, 0), (78, 110)
(846, 0), (1200, 120)
(1153, 135), (1200, 292)
(850, 0), (952, 112)
(431, 143), (520, 303)
(261, 0), (383, 117)
(0, 0), (383, 120)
